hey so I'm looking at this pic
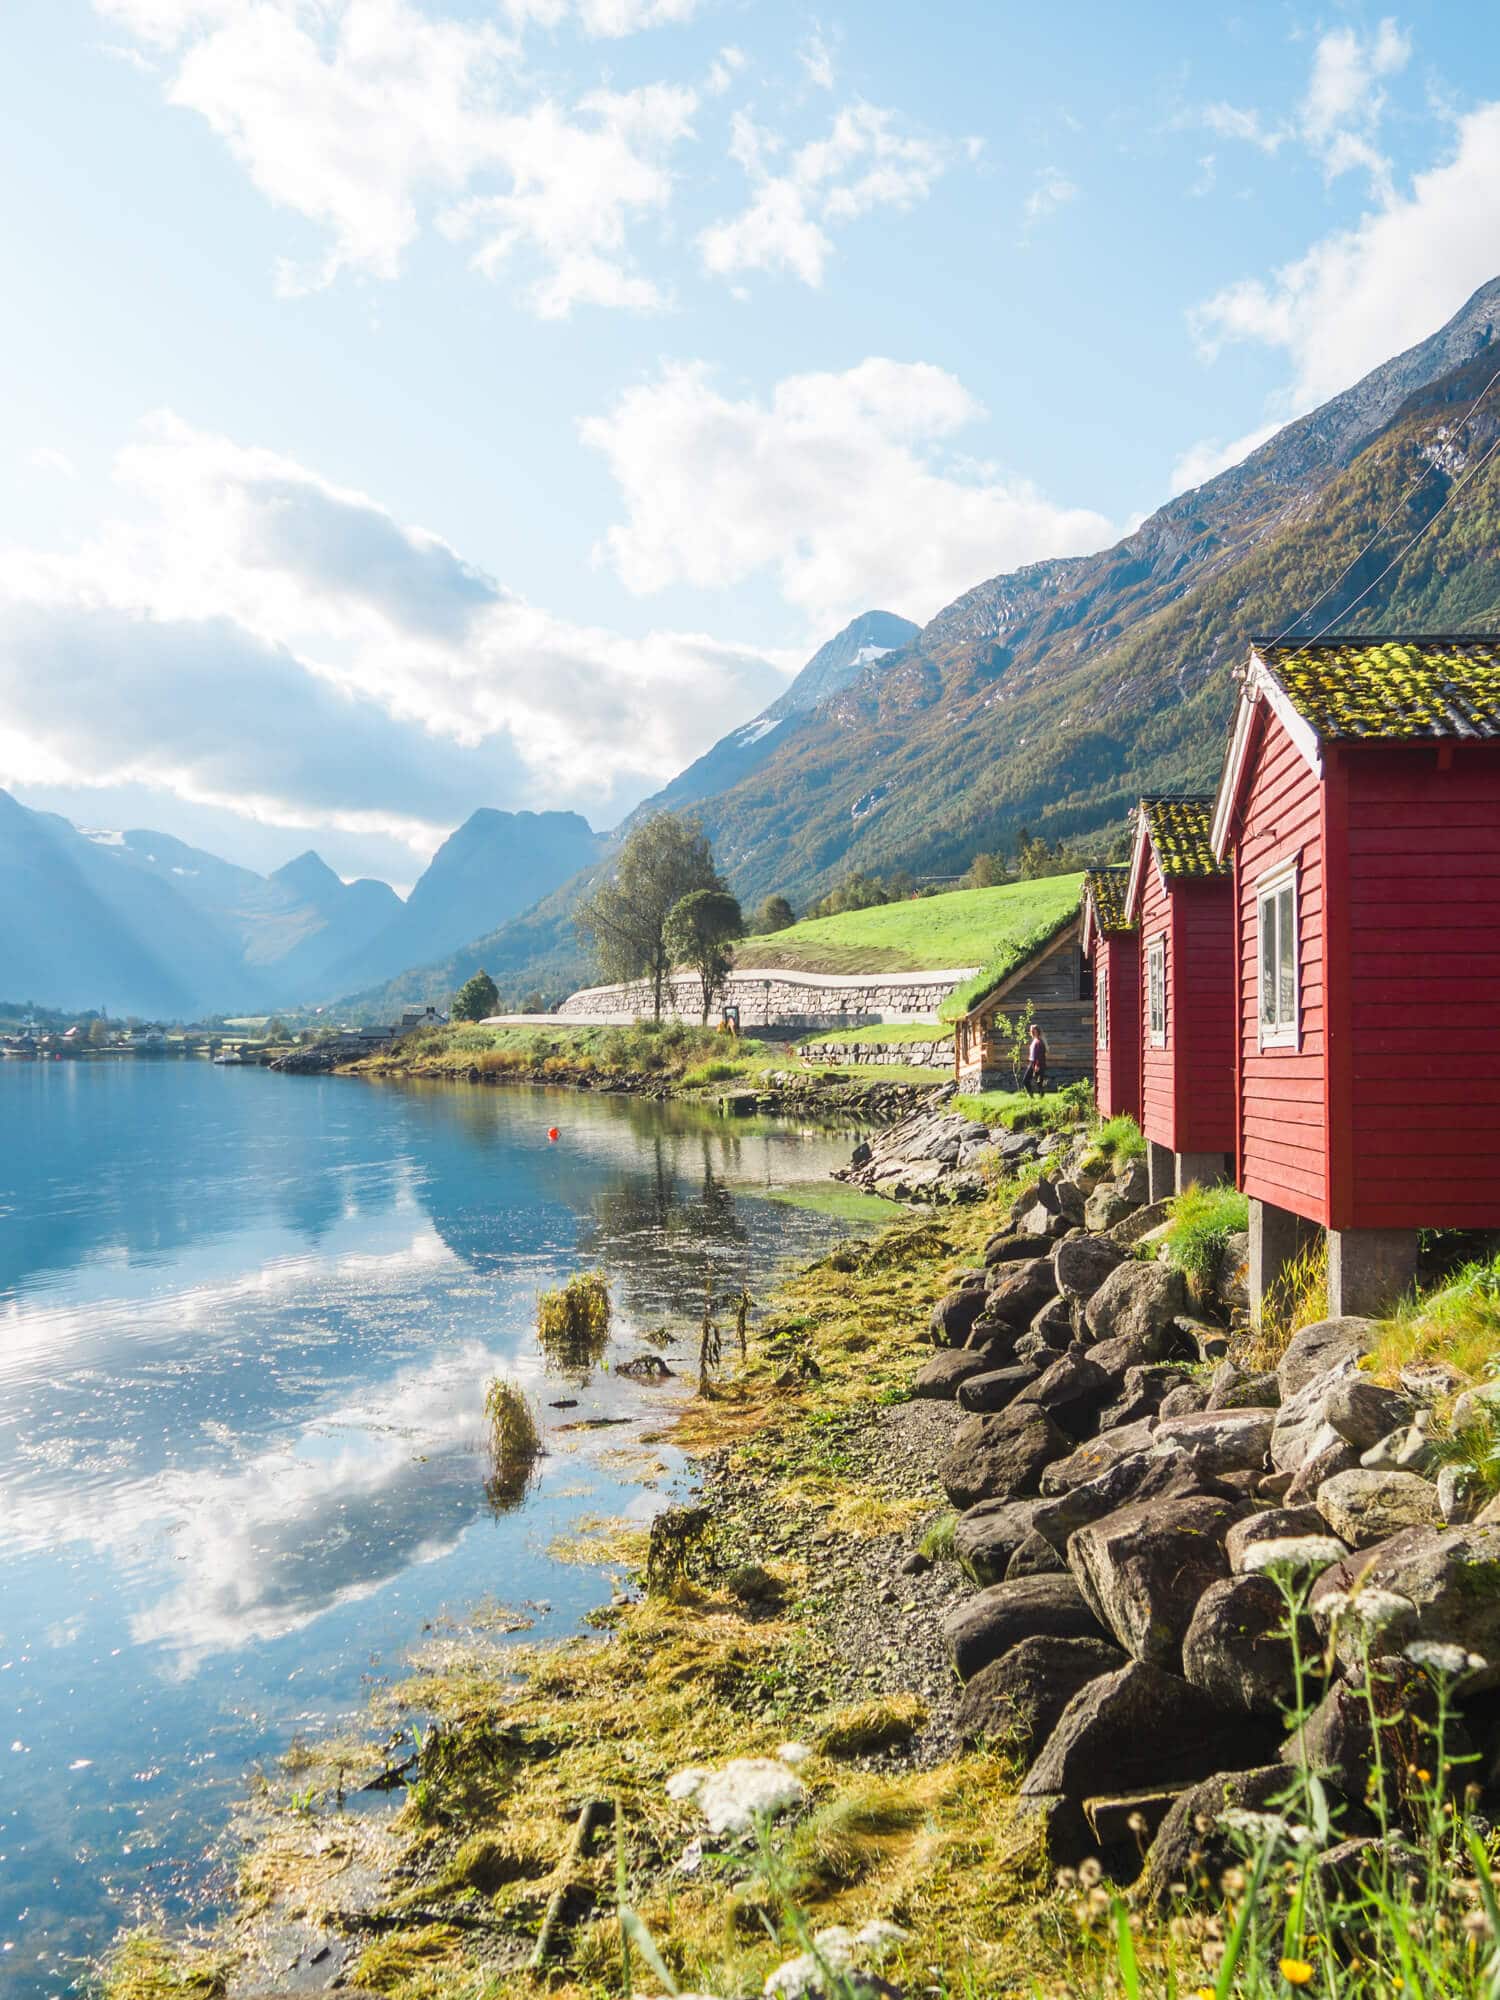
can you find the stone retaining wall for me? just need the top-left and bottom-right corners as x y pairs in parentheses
(795, 1037), (954, 1070)
(557, 966), (976, 1031)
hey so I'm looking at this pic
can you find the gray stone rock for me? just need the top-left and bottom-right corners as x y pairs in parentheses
(1040, 1420), (1158, 1496)
(942, 1572), (1108, 1682)
(911, 1350), (993, 1400)
(1316, 1524), (1500, 1687)
(1270, 1364), (1361, 1473)
(1084, 1261), (1187, 1349)
(1400, 1359), (1471, 1402)
(1157, 1378), (1211, 1419)
(1282, 1660), (1439, 1795)
(939, 1405), (1072, 1509)
(1014, 1345), (1114, 1430)
(1021, 1661), (1262, 1800)
(1215, 1232), (1251, 1314)
(984, 1230), (1041, 1265)
(1019, 1202), (1071, 1240)
(1324, 1377), (1417, 1451)
(1150, 1407), (1276, 1478)
(1181, 1574), (1309, 1716)
(928, 1288), (986, 1347)
(952, 1499), (1041, 1586)
(1225, 1507), (1335, 1573)
(955, 1634), (1127, 1755)
(1033, 1451), (1233, 1554)
(1096, 1364), (1186, 1432)
(1176, 1313), (1230, 1362)
(1449, 1382), (1500, 1433)
(1067, 1493), (1246, 1666)
(1141, 1767), (1313, 1904)
(1053, 1234), (1126, 1301)
(1360, 1423), (1436, 1474)
(957, 1366), (1039, 1413)
(1207, 1362), (1281, 1411)
(1105, 1199), (1171, 1249)
(1029, 1295), (1077, 1345)
(1438, 1464), (1484, 1524)
(1316, 1469), (1443, 1547)
(1114, 1159), (1149, 1204)
(1084, 1186), (1134, 1232)
(984, 1258), (1060, 1327)
(1277, 1317), (1376, 1399)
(1054, 1178), (1089, 1223)
(1006, 1529), (1068, 1577)
(1284, 1428), (1361, 1506)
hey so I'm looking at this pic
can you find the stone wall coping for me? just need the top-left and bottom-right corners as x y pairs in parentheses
(564, 964), (978, 1000)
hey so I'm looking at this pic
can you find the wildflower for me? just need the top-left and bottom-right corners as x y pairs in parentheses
(1054, 1867), (1077, 1891)
(1220, 1866), (1247, 1896)
(1126, 1809), (1148, 1835)
(1464, 1907), (1494, 1940)
(1078, 1855), (1103, 1887)
(1279, 1957), (1315, 1985)
(1242, 1535), (1347, 1576)
(1405, 1639), (1489, 1677)
(1328, 1586), (1415, 1634)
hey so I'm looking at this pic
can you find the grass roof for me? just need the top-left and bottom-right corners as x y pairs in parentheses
(1083, 866), (1133, 934)
(1139, 796), (1226, 878)
(935, 875), (1085, 1021)
(1255, 635), (1500, 741)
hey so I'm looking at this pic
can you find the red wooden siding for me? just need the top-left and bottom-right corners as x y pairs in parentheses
(1338, 741), (1500, 1229)
(1094, 931), (1141, 1121)
(1135, 844), (1234, 1156)
(1233, 708), (1329, 1222)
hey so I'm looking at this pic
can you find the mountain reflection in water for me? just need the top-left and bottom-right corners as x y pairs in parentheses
(0, 1062), (866, 1999)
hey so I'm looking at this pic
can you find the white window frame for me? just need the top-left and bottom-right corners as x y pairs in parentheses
(1097, 963), (1108, 1050)
(1147, 935), (1166, 1048)
(1257, 856), (1300, 1052)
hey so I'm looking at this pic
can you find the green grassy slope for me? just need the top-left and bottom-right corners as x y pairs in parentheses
(735, 875), (1082, 974)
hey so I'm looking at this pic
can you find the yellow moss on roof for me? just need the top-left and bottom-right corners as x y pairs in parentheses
(1083, 867), (1134, 933)
(1139, 797), (1226, 878)
(1256, 637), (1500, 741)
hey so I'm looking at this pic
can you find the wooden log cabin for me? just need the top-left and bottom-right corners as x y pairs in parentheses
(1080, 867), (1141, 1123)
(1211, 635), (1500, 1319)
(1124, 797), (1236, 1200)
(952, 911), (1093, 1091)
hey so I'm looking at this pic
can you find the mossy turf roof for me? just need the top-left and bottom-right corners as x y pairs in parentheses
(1139, 796), (1226, 878)
(1255, 636), (1500, 741)
(1082, 867), (1133, 934)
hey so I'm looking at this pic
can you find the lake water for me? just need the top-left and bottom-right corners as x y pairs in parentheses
(0, 1061), (868, 1997)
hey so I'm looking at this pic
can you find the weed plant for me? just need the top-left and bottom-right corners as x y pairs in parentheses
(1367, 1251), (1500, 1387)
(536, 1270), (612, 1380)
(1163, 1184), (1250, 1288)
(1094, 1113), (1147, 1163)
(482, 1376), (541, 1510)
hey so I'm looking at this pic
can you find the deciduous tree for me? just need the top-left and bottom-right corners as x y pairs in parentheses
(453, 969), (500, 1021)
(573, 813), (723, 1019)
(665, 888), (744, 1022)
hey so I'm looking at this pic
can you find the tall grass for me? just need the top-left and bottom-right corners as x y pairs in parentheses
(482, 1376), (541, 1511)
(1366, 1251), (1500, 1387)
(1162, 1184), (1249, 1288)
(1247, 1237), (1329, 1371)
(536, 1271), (612, 1380)
(1095, 1114), (1146, 1163)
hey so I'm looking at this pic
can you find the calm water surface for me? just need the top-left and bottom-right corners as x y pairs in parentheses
(0, 1061), (868, 1996)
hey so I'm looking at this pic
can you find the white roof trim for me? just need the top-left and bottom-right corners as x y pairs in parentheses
(1210, 649), (1323, 859)
(1124, 807), (1153, 918)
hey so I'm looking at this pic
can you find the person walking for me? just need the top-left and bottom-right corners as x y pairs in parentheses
(1021, 1019), (1048, 1096)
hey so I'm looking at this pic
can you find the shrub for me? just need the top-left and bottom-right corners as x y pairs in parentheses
(1163, 1183), (1249, 1288)
(536, 1271), (612, 1379)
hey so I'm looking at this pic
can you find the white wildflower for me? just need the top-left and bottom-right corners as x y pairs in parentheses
(1241, 1536), (1347, 1576)
(665, 1756), (806, 1835)
(1218, 1808), (1317, 1847)
(763, 1920), (911, 1997)
(1406, 1641), (1490, 1677)
(1323, 1586), (1415, 1634)
(778, 1741), (813, 1765)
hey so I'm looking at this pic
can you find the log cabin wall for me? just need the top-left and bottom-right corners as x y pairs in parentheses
(954, 921), (1093, 1090)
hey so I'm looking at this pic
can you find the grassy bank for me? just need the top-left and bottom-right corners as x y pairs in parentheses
(349, 1021), (948, 1094)
(736, 877), (1083, 977)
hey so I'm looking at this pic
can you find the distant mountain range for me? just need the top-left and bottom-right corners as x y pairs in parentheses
(344, 276), (1500, 1015)
(13, 278), (1500, 1022)
(0, 794), (600, 1018)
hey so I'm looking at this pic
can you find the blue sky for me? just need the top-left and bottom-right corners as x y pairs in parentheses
(2, 0), (1498, 888)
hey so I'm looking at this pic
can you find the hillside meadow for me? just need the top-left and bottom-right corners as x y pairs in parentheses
(735, 876), (1083, 976)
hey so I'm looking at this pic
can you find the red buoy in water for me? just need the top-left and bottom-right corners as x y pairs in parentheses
(547, 1126), (560, 1142)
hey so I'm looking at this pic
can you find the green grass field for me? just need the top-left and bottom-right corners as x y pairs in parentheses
(796, 1022), (952, 1047)
(735, 876), (1084, 976)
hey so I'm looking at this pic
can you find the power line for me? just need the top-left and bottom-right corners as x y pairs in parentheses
(1309, 419), (1500, 641)
(1272, 353), (1500, 644)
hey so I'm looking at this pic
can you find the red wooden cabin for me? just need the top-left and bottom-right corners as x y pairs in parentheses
(1124, 797), (1235, 1200)
(1212, 634), (1500, 1317)
(1080, 868), (1141, 1123)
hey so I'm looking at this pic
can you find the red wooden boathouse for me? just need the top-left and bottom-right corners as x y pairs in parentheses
(1212, 635), (1500, 1318)
(1124, 797), (1236, 1200)
(1080, 868), (1141, 1123)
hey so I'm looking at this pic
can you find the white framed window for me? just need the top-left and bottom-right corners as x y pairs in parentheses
(1147, 935), (1166, 1047)
(1097, 965), (1108, 1050)
(1257, 859), (1300, 1050)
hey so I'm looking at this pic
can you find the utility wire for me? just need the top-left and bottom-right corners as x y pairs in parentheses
(1308, 419), (1500, 641)
(1271, 354), (1500, 644)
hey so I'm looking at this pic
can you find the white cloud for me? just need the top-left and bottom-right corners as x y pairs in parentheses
(1201, 102), (1284, 154)
(1168, 419), (1281, 496)
(1191, 97), (1500, 412)
(94, 0), (700, 307)
(799, 28), (835, 91)
(1020, 166), (1078, 241)
(581, 358), (1113, 629)
(0, 415), (792, 855)
(706, 44), (747, 96)
(28, 447), (77, 477)
(699, 103), (946, 287)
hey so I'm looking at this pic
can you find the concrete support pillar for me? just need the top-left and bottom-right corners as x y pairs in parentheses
(1174, 1151), (1232, 1193)
(1147, 1141), (1175, 1204)
(1249, 1197), (1321, 1329)
(1327, 1229), (1421, 1319)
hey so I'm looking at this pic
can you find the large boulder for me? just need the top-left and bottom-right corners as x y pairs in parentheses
(1096, 1364), (1186, 1432)
(1225, 1507), (1337, 1573)
(957, 1365), (1040, 1413)
(984, 1230), (1041, 1266)
(1083, 1261), (1187, 1349)
(1277, 1317), (1376, 1399)
(1316, 1469), (1442, 1547)
(1150, 1407), (1277, 1478)
(1282, 1661), (1440, 1802)
(1040, 1419), (1158, 1496)
(942, 1573), (1108, 1682)
(1206, 1362), (1281, 1411)
(1053, 1234), (1127, 1301)
(939, 1405), (1072, 1509)
(1141, 1767), (1318, 1904)
(1158, 1378), (1211, 1419)
(1021, 1661), (1263, 1800)
(955, 1634), (1126, 1754)
(1324, 1377), (1417, 1451)
(1084, 1186), (1135, 1232)
(1105, 1199), (1170, 1249)
(1014, 1345), (1115, 1433)
(984, 1258), (1060, 1328)
(1181, 1574), (1310, 1717)
(1285, 1429), (1362, 1506)
(1317, 1524), (1500, 1687)
(952, 1499), (1040, 1586)
(1270, 1364), (1363, 1473)
(1032, 1450), (1233, 1554)
(911, 1350), (992, 1400)
(928, 1288), (987, 1347)
(1067, 1493), (1246, 1665)
(1007, 1529), (1067, 1577)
